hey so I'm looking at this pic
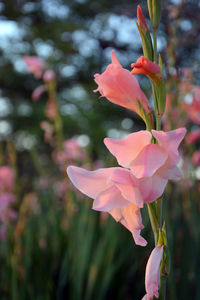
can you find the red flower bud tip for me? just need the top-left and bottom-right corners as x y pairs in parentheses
(131, 56), (162, 84)
(137, 5), (148, 32)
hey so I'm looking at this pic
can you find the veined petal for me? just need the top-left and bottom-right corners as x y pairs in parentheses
(104, 131), (152, 168)
(67, 166), (114, 199)
(109, 168), (143, 208)
(139, 173), (168, 204)
(93, 185), (129, 211)
(130, 144), (168, 178)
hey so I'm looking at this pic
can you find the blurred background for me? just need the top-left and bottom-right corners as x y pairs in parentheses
(0, 0), (200, 299)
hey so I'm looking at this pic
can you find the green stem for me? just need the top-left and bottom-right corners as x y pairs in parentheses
(147, 203), (159, 246)
(153, 29), (157, 63)
(156, 116), (161, 131)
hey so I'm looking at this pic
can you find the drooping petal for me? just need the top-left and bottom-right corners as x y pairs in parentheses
(130, 144), (168, 178)
(104, 131), (152, 168)
(145, 245), (163, 299)
(110, 204), (147, 246)
(152, 128), (186, 164)
(109, 168), (143, 208)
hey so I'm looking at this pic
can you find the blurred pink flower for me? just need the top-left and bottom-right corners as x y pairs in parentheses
(64, 138), (87, 161)
(45, 99), (57, 119)
(0, 166), (15, 193)
(131, 56), (161, 84)
(142, 245), (163, 300)
(184, 86), (200, 125)
(67, 166), (147, 246)
(40, 121), (54, 143)
(24, 56), (46, 79)
(32, 85), (46, 101)
(0, 193), (16, 223)
(186, 129), (200, 145)
(43, 70), (55, 83)
(94, 50), (152, 120)
(192, 150), (200, 166)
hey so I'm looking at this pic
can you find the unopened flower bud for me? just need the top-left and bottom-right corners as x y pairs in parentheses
(148, 0), (162, 30)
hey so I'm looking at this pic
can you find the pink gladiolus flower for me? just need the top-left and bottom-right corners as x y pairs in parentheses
(24, 56), (46, 79)
(67, 166), (147, 246)
(43, 70), (55, 83)
(0, 166), (14, 193)
(131, 56), (161, 84)
(137, 5), (148, 32)
(104, 128), (186, 181)
(186, 129), (200, 145)
(32, 85), (46, 101)
(143, 245), (163, 300)
(94, 50), (152, 120)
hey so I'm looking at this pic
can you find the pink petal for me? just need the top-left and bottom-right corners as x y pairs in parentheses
(145, 245), (163, 299)
(157, 160), (183, 180)
(67, 166), (114, 199)
(67, 166), (129, 211)
(93, 51), (151, 117)
(110, 204), (147, 246)
(111, 50), (121, 66)
(109, 168), (143, 208)
(93, 185), (129, 211)
(152, 128), (186, 164)
(139, 173), (168, 204)
(130, 144), (168, 178)
(104, 131), (152, 168)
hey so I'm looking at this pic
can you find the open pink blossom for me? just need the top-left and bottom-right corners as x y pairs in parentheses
(143, 245), (163, 300)
(24, 56), (46, 79)
(104, 128), (186, 180)
(94, 50), (152, 120)
(67, 166), (147, 246)
(131, 56), (161, 84)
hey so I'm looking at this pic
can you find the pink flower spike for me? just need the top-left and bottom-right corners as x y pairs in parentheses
(145, 245), (163, 300)
(32, 85), (46, 101)
(94, 50), (152, 119)
(24, 56), (46, 79)
(104, 130), (152, 169)
(131, 56), (161, 83)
